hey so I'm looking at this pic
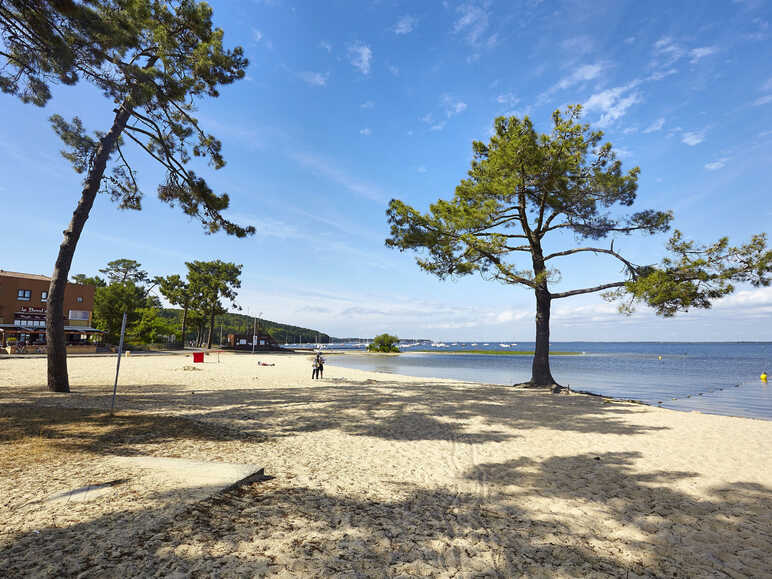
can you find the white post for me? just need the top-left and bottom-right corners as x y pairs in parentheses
(110, 312), (127, 415)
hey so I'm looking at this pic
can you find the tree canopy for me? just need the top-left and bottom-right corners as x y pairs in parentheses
(368, 334), (400, 353)
(1, 0), (256, 391)
(185, 259), (242, 349)
(386, 106), (770, 387)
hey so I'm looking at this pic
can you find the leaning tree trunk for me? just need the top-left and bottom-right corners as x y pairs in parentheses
(530, 286), (558, 387)
(46, 103), (133, 392)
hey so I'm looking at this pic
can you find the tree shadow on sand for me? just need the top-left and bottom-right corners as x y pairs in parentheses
(1, 450), (769, 577)
(15, 378), (670, 449)
(0, 404), (264, 459)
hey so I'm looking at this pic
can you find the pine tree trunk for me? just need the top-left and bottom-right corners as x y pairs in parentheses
(530, 287), (557, 387)
(180, 304), (188, 347)
(206, 309), (215, 349)
(46, 103), (133, 392)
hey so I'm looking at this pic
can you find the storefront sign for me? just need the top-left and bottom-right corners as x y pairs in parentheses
(18, 306), (46, 314)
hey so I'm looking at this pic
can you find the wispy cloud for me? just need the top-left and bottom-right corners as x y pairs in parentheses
(705, 157), (728, 170)
(347, 42), (373, 75)
(393, 14), (417, 35)
(417, 165), (428, 173)
(583, 82), (641, 127)
(643, 117), (665, 133)
(289, 151), (387, 203)
(297, 71), (329, 87)
(652, 36), (684, 67)
(689, 46), (718, 63)
(387, 64), (400, 77)
(442, 94), (468, 117)
(252, 29), (263, 42)
(681, 130), (707, 146)
(496, 92), (518, 107)
(753, 94), (772, 106)
(319, 40), (332, 53)
(561, 35), (594, 55)
(360, 100), (375, 109)
(359, 127), (372, 136)
(453, 2), (490, 47)
(555, 63), (605, 91)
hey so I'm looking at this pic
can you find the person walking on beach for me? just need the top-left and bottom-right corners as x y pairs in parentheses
(313, 352), (324, 379)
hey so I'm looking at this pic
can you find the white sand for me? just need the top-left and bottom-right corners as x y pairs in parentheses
(1, 352), (771, 577)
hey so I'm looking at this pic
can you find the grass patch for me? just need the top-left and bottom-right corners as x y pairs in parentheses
(415, 349), (582, 356)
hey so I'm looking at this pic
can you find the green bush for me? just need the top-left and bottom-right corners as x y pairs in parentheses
(367, 333), (400, 353)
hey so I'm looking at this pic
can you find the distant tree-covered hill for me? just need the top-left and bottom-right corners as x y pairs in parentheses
(158, 308), (330, 344)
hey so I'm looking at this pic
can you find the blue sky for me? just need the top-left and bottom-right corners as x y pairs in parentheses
(1, 0), (771, 341)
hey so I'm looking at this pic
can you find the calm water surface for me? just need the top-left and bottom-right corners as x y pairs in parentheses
(327, 342), (772, 420)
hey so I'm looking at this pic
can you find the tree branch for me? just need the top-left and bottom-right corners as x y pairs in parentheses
(544, 246), (638, 274)
(551, 281), (626, 299)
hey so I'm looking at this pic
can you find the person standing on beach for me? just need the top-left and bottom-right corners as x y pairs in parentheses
(312, 355), (319, 379)
(315, 352), (325, 379)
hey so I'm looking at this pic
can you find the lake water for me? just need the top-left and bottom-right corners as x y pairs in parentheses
(326, 342), (772, 420)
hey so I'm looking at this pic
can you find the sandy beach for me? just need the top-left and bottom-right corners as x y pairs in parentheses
(1, 351), (771, 577)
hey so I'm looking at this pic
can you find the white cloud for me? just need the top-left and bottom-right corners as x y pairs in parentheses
(642, 117), (665, 133)
(388, 64), (400, 77)
(554, 63), (605, 91)
(298, 71), (329, 87)
(347, 42), (373, 75)
(319, 40), (332, 53)
(561, 35), (594, 55)
(753, 94), (772, 106)
(359, 127), (372, 136)
(705, 157), (729, 170)
(360, 100), (375, 109)
(689, 46), (718, 63)
(681, 130), (707, 146)
(583, 82), (641, 127)
(653, 36), (684, 66)
(496, 92), (518, 107)
(417, 165), (428, 173)
(420, 113), (434, 124)
(442, 95), (468, 117)
(624, 36), (636, 44)
(393, 14), (417, 35)
(762, 77), (772, 92)
(430, 121), (447, 131)
(453, 2), (490, 46)
(253, 29), (263, 42)
(289, 151), (388, 203)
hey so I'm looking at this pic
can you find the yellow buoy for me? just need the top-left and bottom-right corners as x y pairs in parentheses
(762, 372), (768, 383)
(657, 355), (662, 361)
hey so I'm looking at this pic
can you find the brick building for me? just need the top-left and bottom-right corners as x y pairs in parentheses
(0, 270), (102, 352)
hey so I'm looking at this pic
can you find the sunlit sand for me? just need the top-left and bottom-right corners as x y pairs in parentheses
(2, 352), (771, 576)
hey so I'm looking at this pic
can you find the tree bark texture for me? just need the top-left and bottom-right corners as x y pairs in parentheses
(46, 104), (133, 392)
(530, 287), (557, 386)
(180, 303), (188, 347)
(206, 309), (215, 349)
(527, 239), (558, 387)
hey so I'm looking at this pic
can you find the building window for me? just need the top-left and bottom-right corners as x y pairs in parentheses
(41, 291), (48, 302)
(76, 296), (83, 303)
(69, 310), (90, 321)
(17, 289), (31, 301)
